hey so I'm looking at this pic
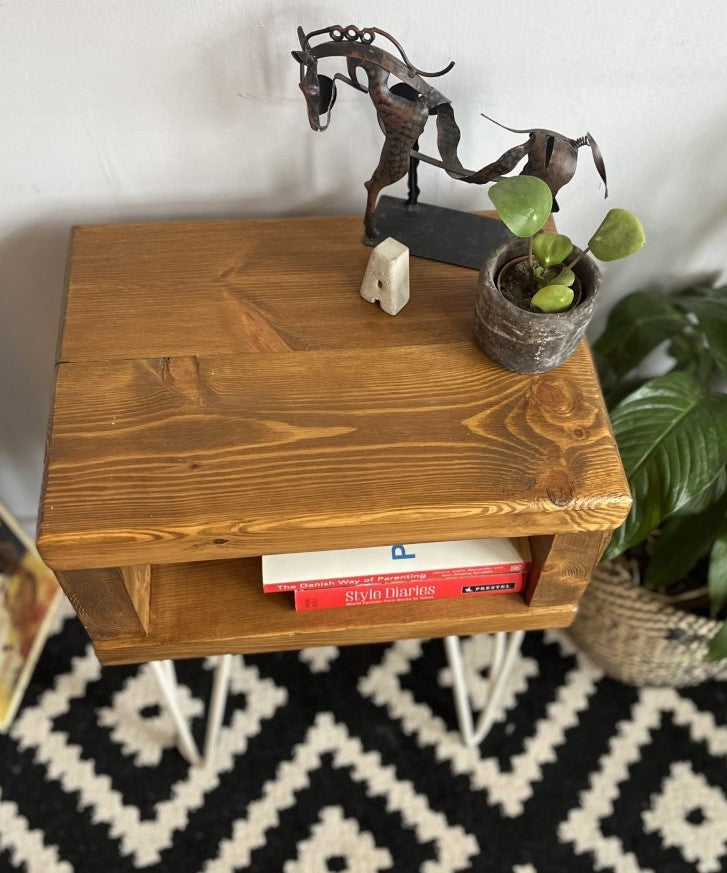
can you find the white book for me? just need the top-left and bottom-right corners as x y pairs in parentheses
(262, 537), (530, 593)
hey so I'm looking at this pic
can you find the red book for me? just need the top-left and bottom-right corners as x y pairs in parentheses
(293, 571), (525, 611)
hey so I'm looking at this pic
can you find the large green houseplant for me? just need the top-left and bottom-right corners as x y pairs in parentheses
(568, 282), (727, 684)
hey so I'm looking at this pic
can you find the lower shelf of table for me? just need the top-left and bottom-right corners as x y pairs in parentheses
(93, 557), (578, 665)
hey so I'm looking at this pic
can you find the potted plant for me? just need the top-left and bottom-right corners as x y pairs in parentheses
(474, 175), (645, 373)
(567, 283), (727, 686)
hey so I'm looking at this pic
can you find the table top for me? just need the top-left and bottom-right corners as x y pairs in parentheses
(38, 214), (630, 572)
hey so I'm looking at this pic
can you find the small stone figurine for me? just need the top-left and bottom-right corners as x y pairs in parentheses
(360, 238), (410, 315)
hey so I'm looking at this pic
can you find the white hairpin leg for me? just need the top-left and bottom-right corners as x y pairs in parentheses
(444, 630), (525, 747)
(149, 659), (201, 766)
(204, 653), (233, 764)
(472, 630), (525, 744)
(444, 635), (476, 743)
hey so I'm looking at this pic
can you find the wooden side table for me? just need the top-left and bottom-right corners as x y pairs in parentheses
(37, 214), (631, 667)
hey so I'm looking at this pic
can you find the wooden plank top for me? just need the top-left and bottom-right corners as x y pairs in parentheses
(58, 216), (488, 362)
(38, 215), (631, 571)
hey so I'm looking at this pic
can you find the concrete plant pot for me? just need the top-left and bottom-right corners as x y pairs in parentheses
(474, 238), (601, 374)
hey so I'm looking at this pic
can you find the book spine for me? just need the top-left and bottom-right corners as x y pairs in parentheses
(293, 572), (525, 611)
(264, 561), (530, 594)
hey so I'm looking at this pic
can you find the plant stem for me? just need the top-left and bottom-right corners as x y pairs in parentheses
(528, 234), (534, 271)
(567, 246), (589, 270)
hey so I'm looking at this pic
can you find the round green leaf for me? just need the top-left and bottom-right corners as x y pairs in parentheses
(535, 267), (558, 288)
(488, 176), (553, 238)
(553, 266), (576, 287)
(532, 233), (573, 267)
(530, 284), (574, 313)
(588, 208), (645, 262)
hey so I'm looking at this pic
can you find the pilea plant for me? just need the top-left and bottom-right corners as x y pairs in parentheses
(488, 175), (645, 313)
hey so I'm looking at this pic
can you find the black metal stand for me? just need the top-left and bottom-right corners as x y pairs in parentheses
(364, 195), (510, 271)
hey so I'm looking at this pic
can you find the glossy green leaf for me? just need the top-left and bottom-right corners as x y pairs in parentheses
(707, 620), (727, 660)
(668, 466), (727, 518)
(530, 284), (574, 313)
(708, 526), (727, 618)
(604, 372), (727, 560)
(644, 488), (727, 591)
(676, 293), (727, 378)
(488, 176), (553, 238)
(588, 208), (645, 262)
(594, 291), (686, 378)
(532, 233), (572, 267)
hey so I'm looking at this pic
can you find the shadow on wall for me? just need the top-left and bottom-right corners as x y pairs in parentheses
(0, 222), (70, 519)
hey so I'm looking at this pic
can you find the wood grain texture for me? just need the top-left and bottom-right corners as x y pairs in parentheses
(38, 341), (630, 569)
(523, 531), (612, 608)
(56, 567), (149, 639)
(60, 216), (485, 362)
(121, 564), (151, 632)
(93, 557), (577, 665)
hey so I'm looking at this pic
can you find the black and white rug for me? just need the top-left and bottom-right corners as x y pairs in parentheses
(1, 598), (726, 873)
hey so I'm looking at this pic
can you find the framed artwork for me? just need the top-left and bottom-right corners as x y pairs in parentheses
(0, 501), (61, 731)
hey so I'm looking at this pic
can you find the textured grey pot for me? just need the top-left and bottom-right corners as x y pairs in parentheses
(474, 239), (601, 374)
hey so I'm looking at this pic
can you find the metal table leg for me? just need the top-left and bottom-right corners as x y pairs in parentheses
(203, 653), (233, 765)
(444, 631), (525, 746)
(149, 659), (201, 766)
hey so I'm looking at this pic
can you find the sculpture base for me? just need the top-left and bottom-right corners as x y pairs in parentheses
(364, 196), (511, 270)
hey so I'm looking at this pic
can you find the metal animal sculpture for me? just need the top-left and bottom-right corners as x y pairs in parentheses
(293, 25), (608, 239)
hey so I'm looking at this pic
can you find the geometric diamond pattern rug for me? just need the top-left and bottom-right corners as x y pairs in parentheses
(1, 599), (725, 873)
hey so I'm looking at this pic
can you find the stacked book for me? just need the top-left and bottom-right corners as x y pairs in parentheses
(262, 537), (531, 611)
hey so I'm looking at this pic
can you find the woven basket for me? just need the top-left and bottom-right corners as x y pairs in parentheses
(567, 561), (727, 687)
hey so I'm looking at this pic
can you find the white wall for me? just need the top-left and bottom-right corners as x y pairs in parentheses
(2, 1), (726, 525)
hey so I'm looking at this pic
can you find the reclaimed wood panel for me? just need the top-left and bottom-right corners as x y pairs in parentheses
(56, 567), (149, 639)
(38, 342), (630, 569)
(60, 216), (492, 362)
(121, 564), (152, 632)
(523, 531), (612, 608)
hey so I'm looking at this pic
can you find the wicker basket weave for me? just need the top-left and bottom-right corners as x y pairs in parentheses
(567, 561), (727, 687)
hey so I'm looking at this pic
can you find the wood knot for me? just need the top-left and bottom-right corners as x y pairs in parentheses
(531, 377), (577, 416)
(545, 470), (573, 506)
(160, 356), (204, 405)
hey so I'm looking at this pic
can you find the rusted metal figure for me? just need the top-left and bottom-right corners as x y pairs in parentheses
(293, 25), (608, 239)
